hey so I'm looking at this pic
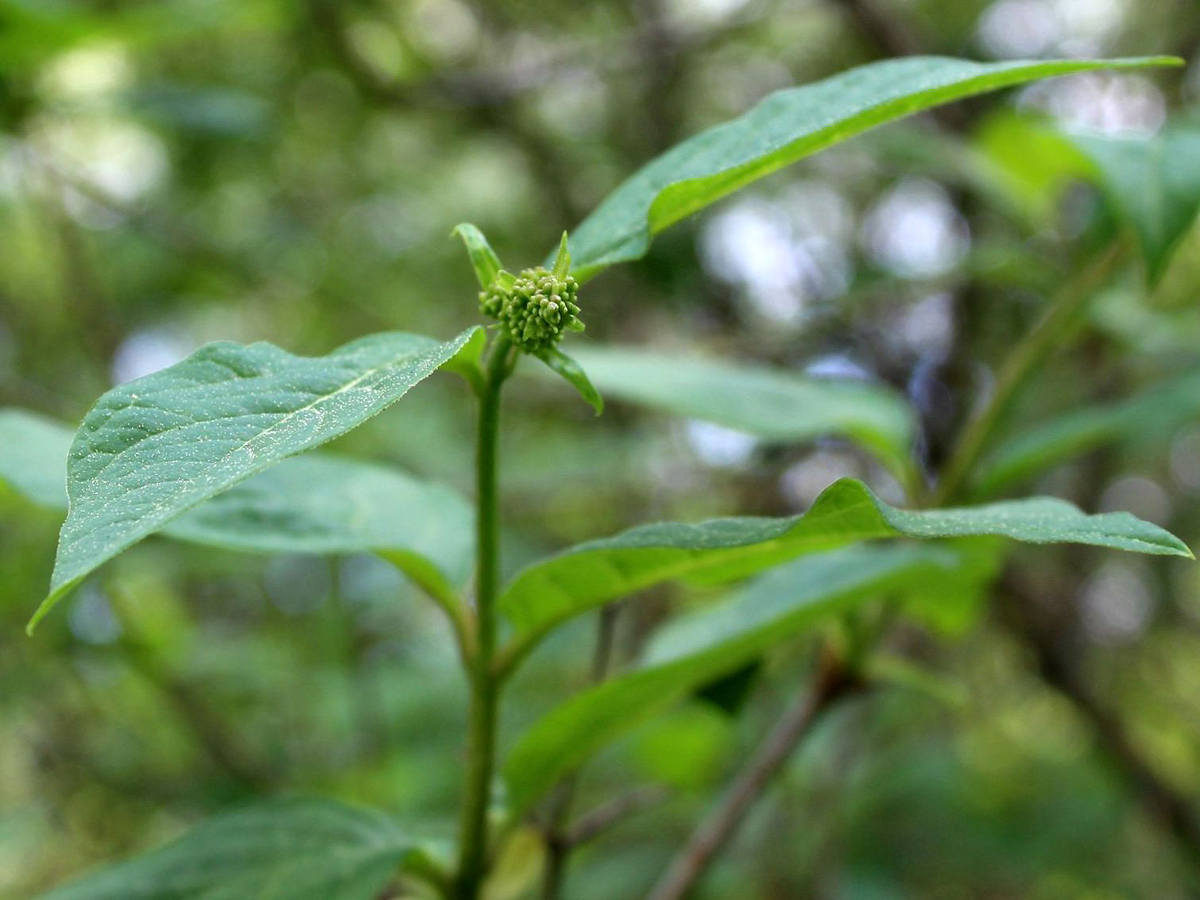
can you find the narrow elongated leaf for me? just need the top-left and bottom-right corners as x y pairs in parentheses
(972, 368), (1200, 496)
(568, 345), (915, 480)
(503, 544), (961, 812)
(1, 409), (474, 608)
(32, 327), (480, 630)
(453, 222), (503, 288)
(499, 477), (1191, 647)
(563, 56), (1179, 279)
(535, 347), (603, 414)
(1072, 124), (1200, 284)
(36, 799), (419, 900)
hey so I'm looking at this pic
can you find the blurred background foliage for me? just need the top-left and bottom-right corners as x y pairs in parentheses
(2, 0), (1200, 897)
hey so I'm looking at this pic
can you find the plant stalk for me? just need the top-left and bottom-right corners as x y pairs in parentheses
(454, 333), (513, 900)
(932, 243), (1124, 506)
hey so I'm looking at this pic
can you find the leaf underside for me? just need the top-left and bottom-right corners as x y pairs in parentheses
(502, 544), (969, 812)
(567, 345), (916, 481)
(35, 799), (414, 900)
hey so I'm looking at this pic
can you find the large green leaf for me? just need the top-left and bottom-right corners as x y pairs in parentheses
(32, 328), (480, 630)
(498, 478), (1191, 650)
(1072, 123), (1200, 285)
(1, 408), (474, 611)
(972, 368), (1200, 496)
(171, 454), (473, 592)
(36, 799), (421, 900)
(563, 56), (1179, 280)
(502, 544), (964, 812)
(568, 345), (916, 481)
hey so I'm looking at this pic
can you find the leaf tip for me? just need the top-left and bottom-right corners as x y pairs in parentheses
(452, 223), (502, 289)
(26, 597), (54, 636)
(552, 231), (572, 279)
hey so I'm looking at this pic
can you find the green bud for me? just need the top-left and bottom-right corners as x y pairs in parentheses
(478, 265), (584, 352)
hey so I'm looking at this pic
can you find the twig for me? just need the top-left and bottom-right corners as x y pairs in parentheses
(119, 636), (272, 789)
(645, 651), (860, 900)
(565, 784), (670, 847)
(541, 605), (621, 900)
(1001, 574), (1200, 869)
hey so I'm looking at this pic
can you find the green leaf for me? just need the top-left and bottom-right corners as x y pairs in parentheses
(0, 408), (472, 587)
(502, 544), (960, 812)
(551, 231), (571, 279)
(172, 454), (473, 584)
(563, 56), (1180, 280)
(862, 653), (969, 709)
(972, 368), (1200, 496)
(534, 347), (603, 414)
(31, 328), (480, 632)
(568, 345), (916, 482)
(439, 325), (489, 395)
(1071, 124), (1200, 285)
(0, 408), (73, 507)
(972, 111), (1094, 227)
(453, 223), (502, 288)
(35, 799), (421, 900)
(498, 478), (1191, 651)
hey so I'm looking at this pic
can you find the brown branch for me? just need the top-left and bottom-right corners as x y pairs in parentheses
(645, 651), (861, 900)
(564, 784), (670, 847)
(119, 636), (273, 790)
(1001, 574), (1200, 868)
(541, 605), (621, 900)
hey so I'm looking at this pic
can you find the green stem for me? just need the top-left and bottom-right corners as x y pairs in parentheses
(455, 333), (513, 900)
(932, 244), (1124, 506)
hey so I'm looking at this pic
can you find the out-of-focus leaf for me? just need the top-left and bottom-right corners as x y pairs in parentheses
(568, 345), (916, 482)
(972, 368), (1200, 496)
(562, 56), (1179, 280)
(35, 799), (421, 900)
(0, 408), (474, 602)
(482, 826), (546, 900)
(498, 478), (1190, 651)
(1071, 125), (1200, 284)
(863, 653), (969, 709)
(972, 111), (1093, 226)
(502, 544), (961, 812)
(171, 455), (473, 587)
(534, 347), (603, 414)
(123, 84), (272, 136)
(0, 409), (72, 508)
(32, 327), (480, 631)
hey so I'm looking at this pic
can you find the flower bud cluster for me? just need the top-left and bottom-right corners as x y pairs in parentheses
(479, 267), (582, 352)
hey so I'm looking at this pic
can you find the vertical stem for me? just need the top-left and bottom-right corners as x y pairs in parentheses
(455, 334), (513, 900)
